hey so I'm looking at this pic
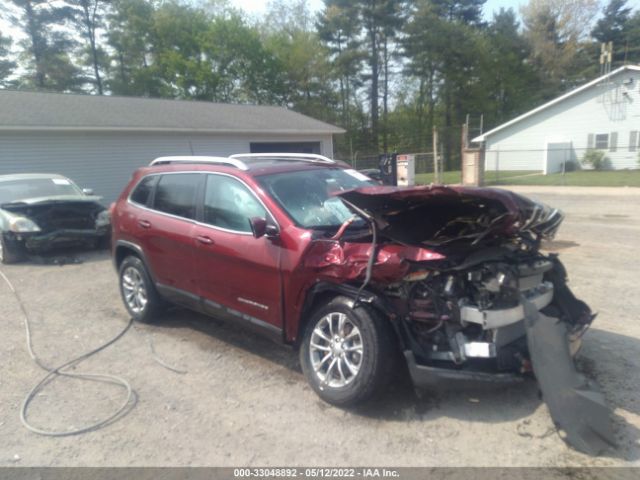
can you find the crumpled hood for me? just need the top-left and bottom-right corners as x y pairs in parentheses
(1, 194), (103, 209)
(338, 185), (563, 247)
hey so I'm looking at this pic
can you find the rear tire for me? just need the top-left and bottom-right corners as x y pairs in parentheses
(118, 255), (163, 323)
(300, 296), (396, 407)
(0, 233), (25, 264)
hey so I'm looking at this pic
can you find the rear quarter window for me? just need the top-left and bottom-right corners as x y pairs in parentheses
(129, 175), (158, 206)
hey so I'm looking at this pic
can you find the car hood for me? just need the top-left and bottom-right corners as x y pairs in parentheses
(1, 195), (104, 212)
(338, 185), (563, 247)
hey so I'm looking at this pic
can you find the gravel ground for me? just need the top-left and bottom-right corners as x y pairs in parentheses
(0, 185), (639, 467)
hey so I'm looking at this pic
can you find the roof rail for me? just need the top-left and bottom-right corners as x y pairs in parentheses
(149, 156), (248, 170)
(229, 152), (336, 164)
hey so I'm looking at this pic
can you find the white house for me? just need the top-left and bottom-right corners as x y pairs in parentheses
(472, 65), (640, 173)
(0, 90), (344, 202)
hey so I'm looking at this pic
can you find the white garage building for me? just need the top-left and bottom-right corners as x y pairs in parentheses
(0, 90), (344, 201)
(473, 65), (640, 173)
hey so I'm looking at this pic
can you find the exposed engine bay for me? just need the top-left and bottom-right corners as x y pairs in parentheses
(305, 185), (615, 455)
(390, 250), (564, 371)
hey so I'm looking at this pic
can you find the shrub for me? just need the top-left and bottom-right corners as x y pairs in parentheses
(563, 160), (579, 172)
(581, 149), (609, 171)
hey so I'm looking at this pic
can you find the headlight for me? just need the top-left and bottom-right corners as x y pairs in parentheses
(9, 217), (41, 233)
(95, 210), (111, 227)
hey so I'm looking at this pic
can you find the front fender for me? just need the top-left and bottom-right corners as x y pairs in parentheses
(296, 281), (399, 346)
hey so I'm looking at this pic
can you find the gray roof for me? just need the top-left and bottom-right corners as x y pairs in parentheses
(0, 90), (345, 134)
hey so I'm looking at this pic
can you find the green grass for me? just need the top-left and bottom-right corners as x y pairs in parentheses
(416, 171), (463, 185)
(416, 170), (640, 187)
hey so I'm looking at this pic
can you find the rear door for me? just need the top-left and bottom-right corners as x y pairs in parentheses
(192, 173), (283, 336)
(134, 172), (202, 304)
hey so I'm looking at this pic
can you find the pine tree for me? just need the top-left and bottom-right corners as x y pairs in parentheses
(105, 0), (159, 96)
(484, 8), (541, 124)
(316, 0), (363, 129)
(5, 0), (84, 90)
(68, 0), (109, 94)
(592, 0), (635, 66)
(0, 32), (16, 87)
(357, 0), (405, 151)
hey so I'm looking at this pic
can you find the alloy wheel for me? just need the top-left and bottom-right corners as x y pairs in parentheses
(309, 312), (363, 388)
(121, 266), (148, 314)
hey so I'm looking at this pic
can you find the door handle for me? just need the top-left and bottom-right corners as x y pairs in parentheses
(196, 235), (214, 245)
(138, 219), (151, 229)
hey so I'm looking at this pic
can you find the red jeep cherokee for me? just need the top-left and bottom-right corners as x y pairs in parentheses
(111, 153), (612, 454)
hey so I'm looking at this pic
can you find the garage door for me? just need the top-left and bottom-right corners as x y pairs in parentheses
(250, 142), (321, 154)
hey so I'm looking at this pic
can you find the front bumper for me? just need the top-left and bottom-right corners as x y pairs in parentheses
(404, 321), (589, 389)
(522, 300), (614, 455)
(403, 293), (611, 456)
(12, 227), (110, 251)
(404, 350), (522, 387)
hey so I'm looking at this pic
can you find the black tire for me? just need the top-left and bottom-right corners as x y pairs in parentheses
(118, 255), (163, 323)
(300, 295), (396, 407)
(0, 233), (25, 264)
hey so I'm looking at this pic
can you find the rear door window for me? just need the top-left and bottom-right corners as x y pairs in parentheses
(202, 175), (266, 233)
(153, 173), (200, 220)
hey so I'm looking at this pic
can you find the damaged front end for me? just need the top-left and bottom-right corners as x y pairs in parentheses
(305, 185), (614, 455)
(1, 199), (110, 252)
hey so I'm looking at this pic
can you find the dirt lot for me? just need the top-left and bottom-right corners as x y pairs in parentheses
(1, 185), (639, 467)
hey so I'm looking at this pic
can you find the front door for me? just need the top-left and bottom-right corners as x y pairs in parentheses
(192, 173), (282, 336)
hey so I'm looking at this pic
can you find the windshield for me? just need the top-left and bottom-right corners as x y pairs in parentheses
(0, 177), (82, 204)
(258, 168), (376, 229)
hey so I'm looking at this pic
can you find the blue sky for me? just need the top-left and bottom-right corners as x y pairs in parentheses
(483, 0), (528, 20)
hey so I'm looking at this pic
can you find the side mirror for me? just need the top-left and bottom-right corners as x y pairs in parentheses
(249, 217), (279, 239)
(82, 188), (94, 196)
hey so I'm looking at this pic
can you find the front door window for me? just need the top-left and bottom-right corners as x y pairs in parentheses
(202, 174), (267, 232)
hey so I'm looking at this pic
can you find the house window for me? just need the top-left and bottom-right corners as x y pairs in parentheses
(630, 131), (638, 152)
(595, 134), (609, 150)
(610, 132), (618, 152)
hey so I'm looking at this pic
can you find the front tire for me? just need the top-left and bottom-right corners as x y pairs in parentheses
(0, 233), (25, 264)
(118, 255), (162, 323)
(300, 296), (395, 407)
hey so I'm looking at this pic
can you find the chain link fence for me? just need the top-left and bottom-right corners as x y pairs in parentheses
(345, 152), (463, 185)
(340, 146), (640, 188)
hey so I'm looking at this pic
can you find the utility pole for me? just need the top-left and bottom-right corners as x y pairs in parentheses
(440, 143), (444, 183)
(433, 126), (440, 184)
(600, 42), (613, 76)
